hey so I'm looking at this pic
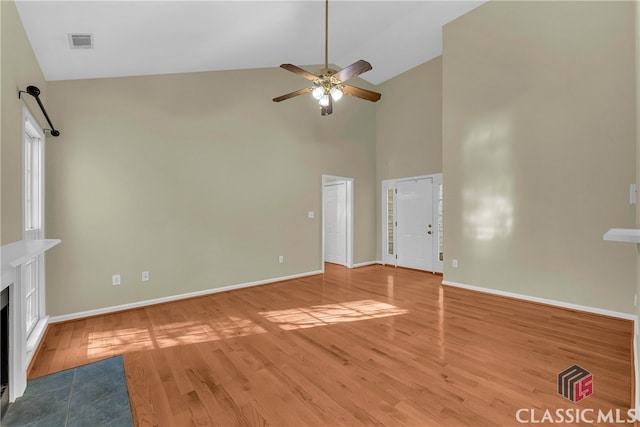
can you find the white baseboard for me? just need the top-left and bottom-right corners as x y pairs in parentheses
(442, 279), (637, 321)
(352, 260), (381, 268)
(49, 270), (323, 323)
(26, 315), (49, 367)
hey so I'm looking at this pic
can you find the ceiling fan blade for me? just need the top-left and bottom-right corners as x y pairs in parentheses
(280, 64), (319, 82)
(273, 87), (313, 103)
(333, 60), (372, 83)
(342, 85), (382, 102)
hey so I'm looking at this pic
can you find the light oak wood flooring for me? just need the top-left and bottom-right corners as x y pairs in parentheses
(29, 264), (634, 426)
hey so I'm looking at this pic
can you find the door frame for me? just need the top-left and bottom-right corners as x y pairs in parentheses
(322, 175), (353, 270)
(381, 173), (443, 273)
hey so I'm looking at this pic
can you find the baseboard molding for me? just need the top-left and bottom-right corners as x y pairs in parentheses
(26, 315), (49, 367)
(442, 279), (637, 321)
(352, 260), (381, 268)
(49, 270), (323, 323)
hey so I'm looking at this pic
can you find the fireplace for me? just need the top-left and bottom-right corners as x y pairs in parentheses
(1, 287), (8, 419)
(0, 238), (60, 411)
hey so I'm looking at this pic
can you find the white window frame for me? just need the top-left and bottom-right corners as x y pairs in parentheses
(22, 106), (46, 341)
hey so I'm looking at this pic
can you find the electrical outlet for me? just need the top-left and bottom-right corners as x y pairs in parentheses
(452, 259), (458, 268)
(112, 274), (121, 286)
(142, 271), (150, 282)
(279, 255), (284, 264)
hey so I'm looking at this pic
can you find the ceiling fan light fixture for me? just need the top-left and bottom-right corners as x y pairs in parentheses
(312, 86), (324, 100)
(272, 0), (381, 115)
(319, 94), (330, 107)
(330, 86), (343, 101)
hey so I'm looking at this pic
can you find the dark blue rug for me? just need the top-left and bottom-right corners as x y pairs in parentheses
(2, 355), (133, 427)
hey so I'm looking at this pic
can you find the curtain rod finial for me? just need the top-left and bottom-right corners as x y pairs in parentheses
(26, 86), (40, 97)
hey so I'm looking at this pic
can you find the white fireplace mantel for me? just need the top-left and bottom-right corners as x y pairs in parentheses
(1, 239), (61, 291)
(1, 238), (61, 402)
(603, 228), (640, 243)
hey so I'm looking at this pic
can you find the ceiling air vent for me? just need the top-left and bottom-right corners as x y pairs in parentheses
(68, 33), (93, 49)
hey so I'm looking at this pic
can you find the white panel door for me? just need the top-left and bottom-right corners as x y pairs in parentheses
(396, 178), (433, 271)
(324, 183), (346, 265)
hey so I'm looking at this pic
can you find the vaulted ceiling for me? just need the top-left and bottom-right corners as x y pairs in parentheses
(16, 1), (485, 85)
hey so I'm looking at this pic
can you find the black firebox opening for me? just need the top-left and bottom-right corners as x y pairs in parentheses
(1, 287), (9, 419)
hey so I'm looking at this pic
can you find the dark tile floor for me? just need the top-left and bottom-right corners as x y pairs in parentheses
(2, 356), (133, 427)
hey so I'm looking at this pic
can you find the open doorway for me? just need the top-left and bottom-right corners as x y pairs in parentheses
(322, 175), (353, 269)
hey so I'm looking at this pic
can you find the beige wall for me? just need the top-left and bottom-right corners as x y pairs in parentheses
(5, 0), (638, 322)
(375, 56), (443, 258)
(442, 1), (636, 314)
(1, 0), (47, 244)
(44, 69), (377, 316)
(376, 57), (442, 182)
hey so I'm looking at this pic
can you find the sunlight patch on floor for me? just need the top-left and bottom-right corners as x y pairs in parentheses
(86, 317), (267, 358)
(85, 300), (407, 360)
(259, 299), (408, 330)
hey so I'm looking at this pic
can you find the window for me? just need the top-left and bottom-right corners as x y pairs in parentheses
(24, 259), (39, 335)
(438, 184), (444, 262)
(24, 132), (42, 238)
(22, 108), (45, 338)
(387, 189), (394, 255)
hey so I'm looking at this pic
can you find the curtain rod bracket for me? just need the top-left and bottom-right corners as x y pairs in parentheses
(18, 85), (60, 137)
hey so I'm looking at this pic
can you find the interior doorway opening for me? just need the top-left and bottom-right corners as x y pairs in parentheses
(322, 175), (353, 269)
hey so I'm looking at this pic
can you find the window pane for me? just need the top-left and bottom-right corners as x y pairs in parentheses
(25, 135), (41, 232)
(24, 259), (39, 335)
(438, 184), (444, 262)
(387, 189), (394, 255)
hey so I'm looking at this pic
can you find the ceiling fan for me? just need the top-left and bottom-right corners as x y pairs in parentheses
(272, 0), (382, 116)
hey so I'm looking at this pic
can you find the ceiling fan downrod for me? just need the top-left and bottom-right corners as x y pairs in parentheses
(324, 0), (329, 71)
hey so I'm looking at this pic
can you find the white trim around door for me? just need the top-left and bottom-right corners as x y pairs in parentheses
(322, 175), (353, 270)
(382, 173), (443, 273)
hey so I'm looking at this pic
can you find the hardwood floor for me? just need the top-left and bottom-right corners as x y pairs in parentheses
(30, 264), (634, 426)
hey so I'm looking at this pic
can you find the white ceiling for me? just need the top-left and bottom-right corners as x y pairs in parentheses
(15, 0), (485, 85)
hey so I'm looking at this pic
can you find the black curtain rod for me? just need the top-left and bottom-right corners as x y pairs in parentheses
(18, 85), (60, 137)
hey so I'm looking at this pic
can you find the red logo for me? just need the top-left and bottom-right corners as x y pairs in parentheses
(558, 365), (593, 402)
